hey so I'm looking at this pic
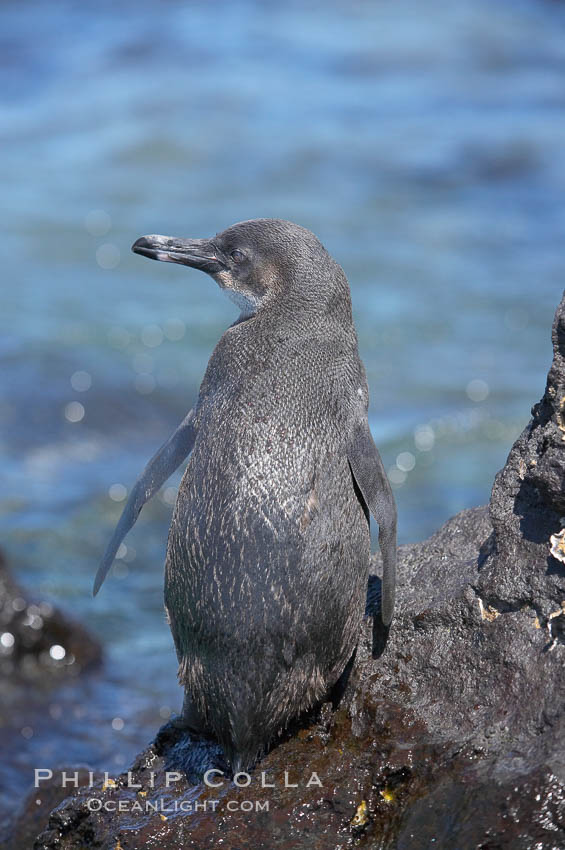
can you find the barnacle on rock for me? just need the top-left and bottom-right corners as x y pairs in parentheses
(478, 598), (500, 622)
(546, 603), (565, 651)
(549, 529), (565, 563)
(351, 800), (369, 829)
(557, 396), (565, 440)
(547, 602), (565, 622)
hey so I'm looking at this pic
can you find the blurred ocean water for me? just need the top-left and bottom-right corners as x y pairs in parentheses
(0, 0), (564, 811)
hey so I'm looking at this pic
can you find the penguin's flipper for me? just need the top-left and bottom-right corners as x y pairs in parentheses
(347, 420), (397, 626)
(93, 408), (197, 596)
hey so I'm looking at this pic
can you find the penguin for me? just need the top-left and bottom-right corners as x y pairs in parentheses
(93, 218), (397, 772)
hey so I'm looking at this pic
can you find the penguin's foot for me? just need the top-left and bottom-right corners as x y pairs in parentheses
(171, 692), (208, 736)
(170, 715), (195, 730)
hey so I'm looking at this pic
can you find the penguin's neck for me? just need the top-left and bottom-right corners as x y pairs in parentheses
(201, 303), (357, 403)
(224, 288), (260, 320)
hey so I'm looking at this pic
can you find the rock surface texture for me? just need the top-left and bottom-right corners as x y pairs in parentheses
(30, 293), (565, 850)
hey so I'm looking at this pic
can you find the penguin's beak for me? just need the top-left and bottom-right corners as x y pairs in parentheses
(132, 235), (225, 274)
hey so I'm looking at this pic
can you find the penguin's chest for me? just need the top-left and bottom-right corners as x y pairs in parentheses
(166, 387), (368, 589)
(172, 416), (353, 553)
(192, 373), (342, 502)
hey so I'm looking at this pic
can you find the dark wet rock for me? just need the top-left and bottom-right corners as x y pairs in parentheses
(0, 554), (103, 847)
(478, 294), (565, 618)
(3, 768), (100, 850)
(33, 294), (565, 849)
(0, 551), (102, 687)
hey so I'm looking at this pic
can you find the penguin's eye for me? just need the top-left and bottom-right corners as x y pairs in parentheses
(231, 249), (245, 263)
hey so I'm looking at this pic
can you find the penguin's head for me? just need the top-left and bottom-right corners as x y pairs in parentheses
(132, 218), (348, 320)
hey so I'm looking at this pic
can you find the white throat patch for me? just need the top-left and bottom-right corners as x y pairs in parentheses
(225, 288), (260, 319)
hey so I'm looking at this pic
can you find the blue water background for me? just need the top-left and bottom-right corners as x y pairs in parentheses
(0, 0), (563, 814)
